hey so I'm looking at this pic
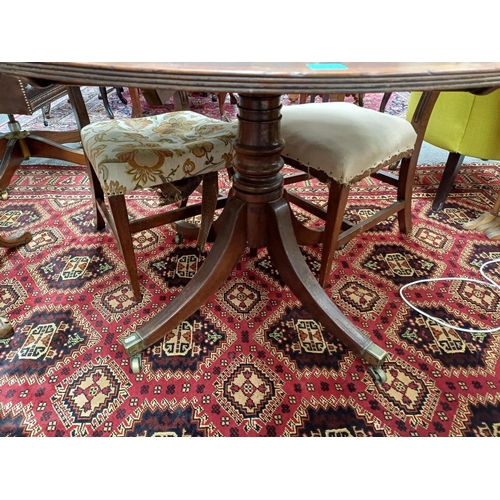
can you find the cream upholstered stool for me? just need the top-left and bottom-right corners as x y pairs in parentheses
(81, 110), (237, 301)
(280, 101), (418, 287)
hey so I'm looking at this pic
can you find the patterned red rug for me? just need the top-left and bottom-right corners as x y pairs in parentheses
(1, 153), (500, 436)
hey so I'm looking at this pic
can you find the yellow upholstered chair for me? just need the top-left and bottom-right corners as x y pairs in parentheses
(406, 89), (500, 210)
(80, 110), (237, 301)
(280, 100), (424, 287)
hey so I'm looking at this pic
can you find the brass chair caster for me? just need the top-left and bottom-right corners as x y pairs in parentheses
(362, 342), (388, 385)
(369, 366), (387, 384)
(174, 233), (184, 244)
(130, 354), (142, 374)
(0, 189), (8, 200)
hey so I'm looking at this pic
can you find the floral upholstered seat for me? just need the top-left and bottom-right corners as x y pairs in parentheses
(81, 111), (237, 195)
(80, 110), (237, 302)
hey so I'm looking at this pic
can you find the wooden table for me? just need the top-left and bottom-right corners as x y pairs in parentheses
(1, 62), (500, 380)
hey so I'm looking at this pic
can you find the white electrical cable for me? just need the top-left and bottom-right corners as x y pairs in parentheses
(399, 258), (500, 334)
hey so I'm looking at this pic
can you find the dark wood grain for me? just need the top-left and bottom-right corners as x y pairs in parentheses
(1, 62), (500, 94)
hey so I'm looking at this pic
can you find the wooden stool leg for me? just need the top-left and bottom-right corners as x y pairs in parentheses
(397, 155), (416, 234)
(108, 195), (142, 301)
(85, 162), (106, 230)
(196, 171), (218, 250)
(318, 183), (350, 287)
(129, 87), (143, 118)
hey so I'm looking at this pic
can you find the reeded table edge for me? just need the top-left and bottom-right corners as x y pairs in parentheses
(1, 62), (500, 94)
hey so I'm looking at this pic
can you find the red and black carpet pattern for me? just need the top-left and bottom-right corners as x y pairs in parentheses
(1, 159), (500, 437)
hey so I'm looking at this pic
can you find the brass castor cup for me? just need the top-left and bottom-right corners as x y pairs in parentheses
(362, 342), (388, 384)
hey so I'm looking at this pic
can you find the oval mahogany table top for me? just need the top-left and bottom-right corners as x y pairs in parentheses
(1, 62), (500, 94)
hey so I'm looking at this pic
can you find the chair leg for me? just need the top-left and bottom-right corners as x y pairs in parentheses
(99, 87), (114, 119)
(218, 93), (229, 121)
(129, 87), (143, 118)
(196, 171), (219, 250)
(432, 152), (465, 211)
(108, 195), (142, 301)
(379, 92), (392, 113)
(396, 156), (416, 234)
(173, 91), (190, 111)
(85, 161), (106, 230)
(115, 87), (127, 104)
(318, 183), (350, 287)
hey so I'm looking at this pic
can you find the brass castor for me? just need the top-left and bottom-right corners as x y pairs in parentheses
(174, 233), (184, 244)
(361, 342), (388, 384)
(369, 366), (387, 384)
(0, 189), (8, 200)
(130, 354), (142, 374)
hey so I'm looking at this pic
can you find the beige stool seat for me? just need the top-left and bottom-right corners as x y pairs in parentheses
(280, 101), (418, 287)
(81, 110), (237, 301)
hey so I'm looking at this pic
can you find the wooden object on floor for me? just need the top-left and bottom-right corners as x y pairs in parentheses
(281, 92), (439, 287)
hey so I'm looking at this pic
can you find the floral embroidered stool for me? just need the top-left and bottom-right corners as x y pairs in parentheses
(81, 110), (237, 301)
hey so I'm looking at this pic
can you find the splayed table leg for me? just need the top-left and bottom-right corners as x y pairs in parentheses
(121, 94), (389, 382)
